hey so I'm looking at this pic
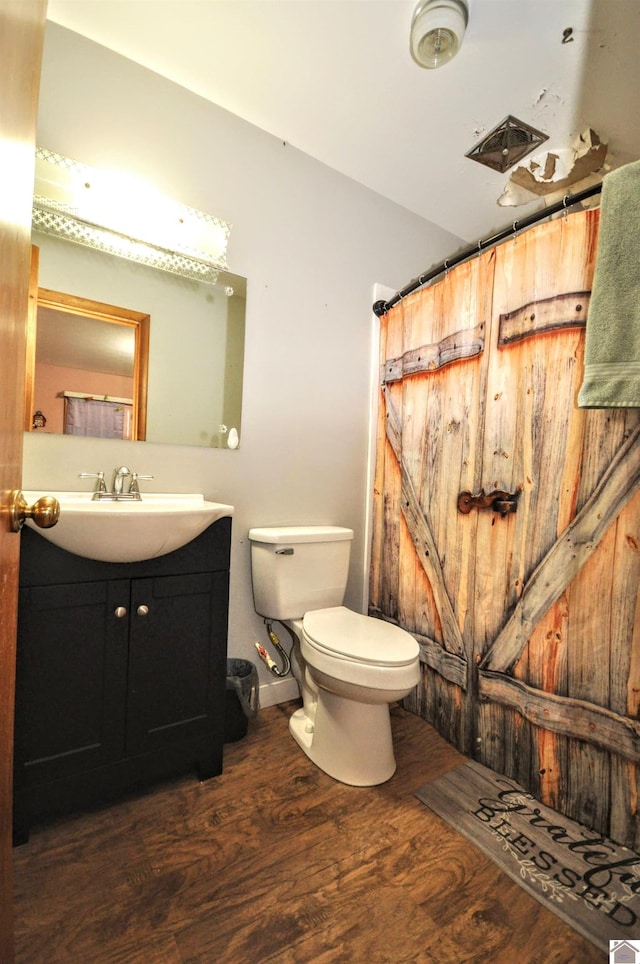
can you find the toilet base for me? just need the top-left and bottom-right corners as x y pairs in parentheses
(289, 689), (396, 786)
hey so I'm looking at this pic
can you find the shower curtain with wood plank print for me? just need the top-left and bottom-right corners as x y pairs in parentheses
(370, 208), (640, 848)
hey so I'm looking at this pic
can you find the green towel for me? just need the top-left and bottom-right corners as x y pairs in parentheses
(578, 159), (640, 408)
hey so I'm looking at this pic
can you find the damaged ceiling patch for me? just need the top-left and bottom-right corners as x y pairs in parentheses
(465, 115), (548, 174)
(498, 128), (607, 207)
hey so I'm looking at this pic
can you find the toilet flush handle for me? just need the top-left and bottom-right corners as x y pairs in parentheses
(275, 547), (294, 555)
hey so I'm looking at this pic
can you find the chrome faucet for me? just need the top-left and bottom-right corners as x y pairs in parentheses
(111, 467), (153, 499)
(112, 466), (132, 495)
(79, 467), (153, 500)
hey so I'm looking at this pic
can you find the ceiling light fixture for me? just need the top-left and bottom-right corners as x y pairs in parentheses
(410, 0), (468, 69)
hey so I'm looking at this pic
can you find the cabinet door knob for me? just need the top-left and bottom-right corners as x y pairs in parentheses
(114, 607), (127, 618)
(137, 605), (149, 617)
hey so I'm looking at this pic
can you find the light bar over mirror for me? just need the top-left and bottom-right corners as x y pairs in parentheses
(33, 148), (231, 284)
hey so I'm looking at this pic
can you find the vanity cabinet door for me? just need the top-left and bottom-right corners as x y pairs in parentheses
(125, 571), (228, 759)
(14, 580), (129, 786)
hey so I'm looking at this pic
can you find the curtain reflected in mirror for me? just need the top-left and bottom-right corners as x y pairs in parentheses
(27, 232), (246, 448)
(65, 397), (131, 439)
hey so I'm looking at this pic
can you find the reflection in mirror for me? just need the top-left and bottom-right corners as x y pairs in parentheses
(26, 286), (149, 440)
(29, 231), (246, 448)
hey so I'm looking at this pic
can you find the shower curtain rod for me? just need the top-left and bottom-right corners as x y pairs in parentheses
(373, 181), (603, 317)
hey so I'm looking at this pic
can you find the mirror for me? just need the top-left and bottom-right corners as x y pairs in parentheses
(28, 230), (246, 448)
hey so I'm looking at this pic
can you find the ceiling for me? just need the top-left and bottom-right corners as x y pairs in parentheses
(46, 0), (640, 244)
(37, 305), (135, 377)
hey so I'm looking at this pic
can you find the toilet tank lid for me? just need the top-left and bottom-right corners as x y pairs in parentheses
(248, 525), (354, 544)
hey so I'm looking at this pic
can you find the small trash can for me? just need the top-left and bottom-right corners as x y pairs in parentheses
(225, 658), (260, 742)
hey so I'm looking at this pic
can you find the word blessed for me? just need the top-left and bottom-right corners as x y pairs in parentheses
(474, 781), (640, 927)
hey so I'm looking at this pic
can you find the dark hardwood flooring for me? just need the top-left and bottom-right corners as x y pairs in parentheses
(13, 702), (604, 963)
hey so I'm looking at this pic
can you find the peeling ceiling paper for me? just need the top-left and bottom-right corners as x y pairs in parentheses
(498, 129), (607, 207)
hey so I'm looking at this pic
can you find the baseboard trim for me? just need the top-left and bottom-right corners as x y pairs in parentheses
(259, 676), (300, 708)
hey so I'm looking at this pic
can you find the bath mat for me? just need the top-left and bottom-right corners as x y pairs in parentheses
(415, 760), (640, 954)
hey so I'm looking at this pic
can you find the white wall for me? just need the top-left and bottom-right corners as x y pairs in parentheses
(23, 23), (463, 705)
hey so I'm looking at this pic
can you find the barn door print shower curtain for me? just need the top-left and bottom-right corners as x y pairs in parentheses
(370, 208), (640, 848)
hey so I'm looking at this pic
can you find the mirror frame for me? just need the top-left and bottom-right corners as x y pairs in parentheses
(25, 249), (150, 440)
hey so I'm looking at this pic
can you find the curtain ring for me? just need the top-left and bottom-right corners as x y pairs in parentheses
(562, 195), (570, 219)
(444, 259), (449, 275)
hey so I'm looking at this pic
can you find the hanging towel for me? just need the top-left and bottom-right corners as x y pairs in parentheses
(65, 397), (126, 438)
(578, 159), (640, 408)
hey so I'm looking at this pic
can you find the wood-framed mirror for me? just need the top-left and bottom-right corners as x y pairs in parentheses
(25, 248), (149, 440)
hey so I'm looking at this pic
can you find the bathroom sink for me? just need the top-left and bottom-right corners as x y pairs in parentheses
(21, 492), (234, 563)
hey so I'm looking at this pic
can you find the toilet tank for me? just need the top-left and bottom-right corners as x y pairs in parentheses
(248, 525), (354, 620)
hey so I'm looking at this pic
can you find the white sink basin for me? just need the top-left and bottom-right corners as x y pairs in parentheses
(22, 492), (234, 563)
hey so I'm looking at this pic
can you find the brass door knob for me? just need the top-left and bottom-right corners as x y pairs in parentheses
(10, 490), (60, 532)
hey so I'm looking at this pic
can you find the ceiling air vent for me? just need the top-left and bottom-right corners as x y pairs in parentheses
(466, 115), (548, 173)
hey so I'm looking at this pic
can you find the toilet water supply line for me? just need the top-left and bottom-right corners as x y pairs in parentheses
(255, 620), (292, 677)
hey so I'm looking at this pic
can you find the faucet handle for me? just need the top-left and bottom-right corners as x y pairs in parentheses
(129, 473), (153, 497)
(79, 471), (107, 495)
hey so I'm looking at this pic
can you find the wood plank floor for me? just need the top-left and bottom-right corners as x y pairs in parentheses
(13, 703), (605, 963)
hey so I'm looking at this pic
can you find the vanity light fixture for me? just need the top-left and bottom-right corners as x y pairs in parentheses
(32, 148), (231, 284)
(410, 0), (468, 69)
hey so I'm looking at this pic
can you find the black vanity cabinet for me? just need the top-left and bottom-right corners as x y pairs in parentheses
(14, 517), (231, 843)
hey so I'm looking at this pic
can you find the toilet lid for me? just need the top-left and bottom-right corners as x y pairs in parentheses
(302, 607), (419, 666)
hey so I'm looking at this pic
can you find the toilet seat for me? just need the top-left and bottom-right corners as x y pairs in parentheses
(302, 606), (419, 666)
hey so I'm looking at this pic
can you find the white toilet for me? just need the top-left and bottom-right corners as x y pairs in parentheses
(248, 525), (420, 786)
